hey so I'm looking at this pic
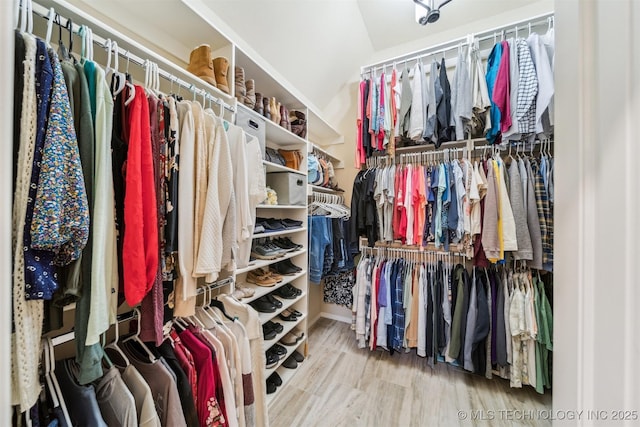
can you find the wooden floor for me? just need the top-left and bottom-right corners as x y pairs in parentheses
(269, 318), (552, 427)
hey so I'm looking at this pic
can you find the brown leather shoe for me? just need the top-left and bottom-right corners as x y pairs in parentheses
(245, 79), (256, 109)
(235, 66), (246, 101)
(290, 110), (307, 138)
(187, 44), (216, 86)
(254, 93), (264, 115)
(212, 57), (230, 94)
(263, 96), (271, 120)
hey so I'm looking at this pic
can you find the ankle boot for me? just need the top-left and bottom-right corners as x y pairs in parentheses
(270, 98), (278, 123)
(263, 96), (271, 120)
(245, 79), (256, 109)
(187, 44), (216, 86)
(279, 105), (288, 129)
(235, 66), (246, 101)
(212, 57), (230, 94)
(275, 101), (282, 125)
(254, 92), (264, 115)
(290, 110), (307, 138)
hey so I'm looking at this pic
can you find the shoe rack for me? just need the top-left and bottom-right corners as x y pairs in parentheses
(232, 103), (310, 402)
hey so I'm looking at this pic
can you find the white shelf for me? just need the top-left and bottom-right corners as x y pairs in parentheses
(266, 357), (306, 405)
(264, 117), (308, 147)
(265, 336), (307, 378)
(262, 310), (307, 346)
(262, 160), (304, 175)
(236, 248), (307, 275)
(258, 292), (306, 325)
(308, 110), (344, 146)
(308, 142), (344, 169)
(307, 184), (344, 195)
(257, 204), (306, 210)
(253, 227), (306, 239)
(239, 270), (307, 304)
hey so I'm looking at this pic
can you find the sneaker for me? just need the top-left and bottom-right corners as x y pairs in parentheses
(250, 243), (281, 260)
(265, 350), (279, 368)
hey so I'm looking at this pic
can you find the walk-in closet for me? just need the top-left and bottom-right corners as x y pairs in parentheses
(2, 0), (639, 426)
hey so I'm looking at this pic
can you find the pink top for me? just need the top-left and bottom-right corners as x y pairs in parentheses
(413, 165), (427, 246)
(493, 41), (512, 134)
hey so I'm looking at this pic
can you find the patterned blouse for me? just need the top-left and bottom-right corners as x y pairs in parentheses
(29, 47), (89, 266)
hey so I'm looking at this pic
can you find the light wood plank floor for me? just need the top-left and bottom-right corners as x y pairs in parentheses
(269, 318), (552, 427)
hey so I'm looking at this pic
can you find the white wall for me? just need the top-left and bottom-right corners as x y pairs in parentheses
(1, 1), (14, 424)
(554, 0), (640, 423)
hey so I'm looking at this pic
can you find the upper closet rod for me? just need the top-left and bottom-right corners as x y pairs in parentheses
(30, 0), (235, 113)
(360, 11), (553, 74)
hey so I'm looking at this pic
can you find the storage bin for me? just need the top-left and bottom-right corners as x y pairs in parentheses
(266, 172), (306, 206)
(236, 106), (266, 158)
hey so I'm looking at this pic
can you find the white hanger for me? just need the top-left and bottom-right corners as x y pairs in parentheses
(45, 338), (72, 426)
(104, 316), (131, 366)
(122, 308), (157, 362)
(42, 338), (60, 408)
(45, 7), (55, 44)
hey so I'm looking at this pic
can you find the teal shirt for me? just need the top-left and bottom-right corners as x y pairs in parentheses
(83, 60), (96, 122)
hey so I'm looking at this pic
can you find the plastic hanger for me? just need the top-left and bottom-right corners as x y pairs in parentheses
(45, 7), (55, 44)
(122, 308), (157, 362)
(209, 298), (235, 322)
(104, 315), (130, 366)
(42, 338), (60, 408)
(45, 338), (72, 426)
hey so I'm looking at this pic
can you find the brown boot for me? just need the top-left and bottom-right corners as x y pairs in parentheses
(279, 105), (288, 129)
(290, 110), (307, 138)
(212, 57), (230, 94)
(254, 93), (264, 115)
(235, 66), (246, 101)
(187, 44), (216, 86)
(263, 96), (271, 120)
(245, 79), (256, 109)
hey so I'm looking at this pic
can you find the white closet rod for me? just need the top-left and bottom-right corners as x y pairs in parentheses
(29, 0), (236, 113)
(360, 11), (553, 74)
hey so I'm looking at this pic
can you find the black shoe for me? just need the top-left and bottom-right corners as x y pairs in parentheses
(265, 294), (283, 308)
(265, 320), (283, 334)
(262, 327), (277, 341)
(274, 285), (299, 300)
(283, 258), (303, 272)
(268, 372), (283, 386)
(279, 309), (299, 322)
(271, 343), (287, 357)
(282, 283), (302, 296)
(292, 350), (305, 363)
(250, 298), (276, 313)
(272, 261), (300, 275)
(282, 356), (298, 369)
(265, 351), (279, 368)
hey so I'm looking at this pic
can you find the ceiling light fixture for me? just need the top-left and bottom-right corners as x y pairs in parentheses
(414, 0), (452, 26)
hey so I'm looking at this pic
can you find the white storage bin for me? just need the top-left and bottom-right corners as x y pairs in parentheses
(236, 106), (266, 158)
(266, 172), (306, 206)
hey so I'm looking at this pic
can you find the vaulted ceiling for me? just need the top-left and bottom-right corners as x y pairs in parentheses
(47, 0), (552, 118)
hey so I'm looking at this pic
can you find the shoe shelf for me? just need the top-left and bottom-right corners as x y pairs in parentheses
(262, 160), (303, 175)
(236, 248), (307, 275)
(257, 204), (307, 210)
(264, 116), (308, 147)
(266, 357), (306, 405)
(260, 310), (307, 348)
(265, 336), (307, 379)
(239, 270), (307, 304)
(259, 293), (306, 326)
(252, 227), (306, 239)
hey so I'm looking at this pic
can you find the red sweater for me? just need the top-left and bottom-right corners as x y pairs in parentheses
(123, 86), (158, 306)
